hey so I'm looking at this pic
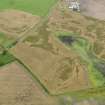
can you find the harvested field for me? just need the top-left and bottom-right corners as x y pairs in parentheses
(0, 9), (40, 38)
(0, 51), (15, 66)
(10, 32), (90, 94)
(0, 61), (58, 105)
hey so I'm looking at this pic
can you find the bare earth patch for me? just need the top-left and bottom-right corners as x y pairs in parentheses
(0, 9), (40, 38)
(0, 61), (58, 105)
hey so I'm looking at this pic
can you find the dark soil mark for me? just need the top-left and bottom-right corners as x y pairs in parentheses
(59, 35), (75, 45)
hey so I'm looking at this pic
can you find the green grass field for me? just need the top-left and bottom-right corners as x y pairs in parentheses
(0, 0), (57, 16)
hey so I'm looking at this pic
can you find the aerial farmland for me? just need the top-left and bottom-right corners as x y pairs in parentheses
(0, 0), (105, 105)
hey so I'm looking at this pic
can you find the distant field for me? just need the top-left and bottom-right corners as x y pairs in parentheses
(0, 0), (57, 16)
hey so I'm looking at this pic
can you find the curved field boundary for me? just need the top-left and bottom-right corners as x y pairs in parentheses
(15, 57), (50, 95)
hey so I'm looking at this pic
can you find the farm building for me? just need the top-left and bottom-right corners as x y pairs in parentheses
(66, 0), (80, 11)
